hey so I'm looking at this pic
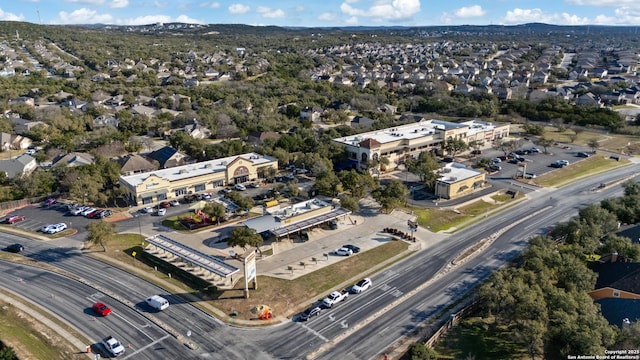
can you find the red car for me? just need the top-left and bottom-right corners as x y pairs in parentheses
(7, 215), (26, 224)
(159, 201), (171, 208)
(92, 302), (112, 316)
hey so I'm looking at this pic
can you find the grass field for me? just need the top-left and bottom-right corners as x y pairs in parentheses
(0, 301), (80, 360)
(534, 154), (630, 187)
(411, 191), (525, 232)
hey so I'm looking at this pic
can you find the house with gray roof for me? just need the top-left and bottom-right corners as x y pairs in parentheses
(0, 154), (36, 178)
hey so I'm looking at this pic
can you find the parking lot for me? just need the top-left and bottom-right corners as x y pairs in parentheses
(1, 202), (93, 237)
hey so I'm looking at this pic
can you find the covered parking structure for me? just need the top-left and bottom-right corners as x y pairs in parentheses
(144, 234), (239, 287)
(243, 205), (352, 240)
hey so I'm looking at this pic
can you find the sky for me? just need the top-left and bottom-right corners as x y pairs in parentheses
(1, 0), (640, 28)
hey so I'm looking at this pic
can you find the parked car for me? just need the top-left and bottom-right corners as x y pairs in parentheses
(551, 160), (570, 168)
(46, 223), (67, 234)
(577, 152), (591, 158)
(98, 209), (112, 218)
(42, 198), (57, 207)
(470, 149), (482, 155)
(141, 206), (153, 214)
(169, 200), (180, 206)
(157, 208), (167, 216)
(86, 209), (102, 218)
(524, 173), (537, 179)
(530, 147), (541, 153)
(40, 224), (56, 233)
(159, 201), (171, 208)
(6, 243), (24, 253)
(102, 336), (125, 357)
(299, 306), (322, 321)
(491, 157), (501, 163)
(332, 248), (353, 256)
(248, 182), (260, 188)
(92, 302), (112, 316)
(80, 207), (97, 216)
(351, 278), (372, 294)
(486, 165), (501, 172)
(6, 215), (26, 224)
(342, 244), (360, 254)
(69, 206), (87, 215)
(234, 184), (247, 191)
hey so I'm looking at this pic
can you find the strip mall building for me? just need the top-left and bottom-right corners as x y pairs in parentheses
(119, 152), (278, 205)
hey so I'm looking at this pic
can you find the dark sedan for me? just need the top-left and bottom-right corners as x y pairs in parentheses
(6, 243), (24, 253)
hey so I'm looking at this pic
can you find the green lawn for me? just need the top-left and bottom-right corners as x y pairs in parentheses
(534, 154), (630, 187)
(411, 191), (524, 232)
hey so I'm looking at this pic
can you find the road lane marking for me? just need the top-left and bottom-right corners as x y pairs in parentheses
(121, 334), (171, 359)
(298, 323), (329, 342)
(111, 312), (154, 340)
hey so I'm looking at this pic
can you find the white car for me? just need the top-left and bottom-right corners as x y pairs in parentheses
(157, 208), (166, 216)
(352, 278), (372, 293)
(491, 158), (501, 163)
(169, 200), (180, 206)
(234, 184), (246, 191)
(333, 248), (353, 256)
(80, 207), (96, 216)
(46, 223), (67, 234)
(141, 206), (153, 214)
(102, 336), (125, 357)
(41, 224), (55, 233)
(70, 206), (88, 215)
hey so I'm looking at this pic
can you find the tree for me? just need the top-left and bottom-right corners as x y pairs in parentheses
(86, 221), (116, 252)
(406, 342), (438, 360)
(338, 169), (377, 198)
(372, 180), (408, 213)
(493, 138), (520, 156)
(587, 138), (601, 153)
(339, 195), (360, 213)
(522, 122), (545, 136)
(202, 202), (226, 224)
(227, 227), (263, 254)
(443, 138), (468, 158)
(405, 152), (439, 188)
(534, 137), (555, 154)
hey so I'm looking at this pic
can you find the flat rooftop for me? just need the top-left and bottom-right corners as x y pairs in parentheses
(437, 163), (483, 184)
(267, 198), (332, 220)
(120, 152), (275, 187)
(333, 119), (463, 147)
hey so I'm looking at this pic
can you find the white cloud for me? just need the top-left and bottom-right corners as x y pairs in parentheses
(257, 6), (285, 19)
(345, 16), (358, 25)
(199, 2), (221, 8)
(228, 3), (250, 14)
(501, 8), (589, 25)
(567, 0), (640, 8)
(53, 8), (202, 25)
(0, 9), (25, 21)
(454, 5), (485, 18)
(55, 8), (113, 24)
(318, 12), (337, 22)
(64, 0), (104, 4)
(591, 7), (640, 25)
(154, 1), (168, 9)
(340, 0), (420, 21)
(110, 0), (128, 9)
(344, 0), (359, 3)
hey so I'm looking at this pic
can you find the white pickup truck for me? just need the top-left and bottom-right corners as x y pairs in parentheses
(102, 336), (125, 357)
(322, 290), (349, 308)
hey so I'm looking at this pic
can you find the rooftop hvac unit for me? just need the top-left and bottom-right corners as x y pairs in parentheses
(442, 167), (451, 173)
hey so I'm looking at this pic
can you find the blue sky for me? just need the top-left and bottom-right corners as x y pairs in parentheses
(1, 0), (639, 27)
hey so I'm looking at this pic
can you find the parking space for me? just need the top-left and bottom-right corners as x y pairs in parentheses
(2, 202), (94, 237)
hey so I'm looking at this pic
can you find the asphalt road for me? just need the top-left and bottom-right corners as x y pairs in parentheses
(0, 161), (637, 360)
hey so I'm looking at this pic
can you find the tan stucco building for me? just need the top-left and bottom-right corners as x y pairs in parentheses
(434, 163), (486, 200)
(119, 152), (277, 205)
(332, 119), (509, 170)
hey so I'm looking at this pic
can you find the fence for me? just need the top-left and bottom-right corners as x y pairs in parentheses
(424, 300), (479, 348)
(0, 194), (65, 214)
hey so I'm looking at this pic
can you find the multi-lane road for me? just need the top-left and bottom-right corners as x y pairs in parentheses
(0, 163), (637, 359)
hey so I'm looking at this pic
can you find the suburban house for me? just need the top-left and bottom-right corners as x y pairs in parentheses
(7, 117), (47, 135)
(300, 106), (323, 123)
(0, 132), (33, 150)
(118, 154), (158, 176)
(434, 162), (486, 200)
(119, 152), (277, 205)
(350, 115), (376, 130)
(589, 260), (640, 327)
(52, 152), (95, 167)
(146, 146), (190, 169)
(247, 131), (281, 146)
(0, 154), (37, 178)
